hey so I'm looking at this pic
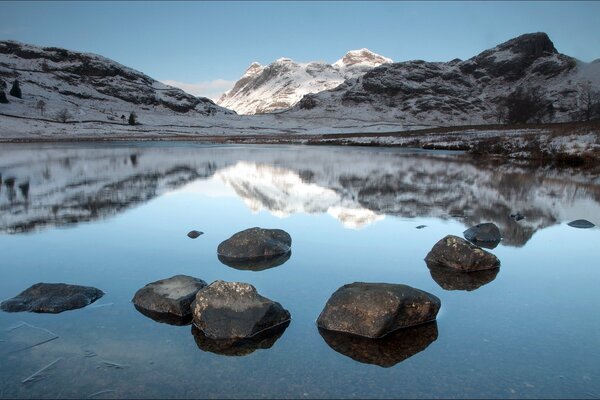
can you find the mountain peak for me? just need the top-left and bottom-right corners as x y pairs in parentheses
(243, 62), (263, 77)
(493, 32), (557, 58)
(334, 48), (393, 68)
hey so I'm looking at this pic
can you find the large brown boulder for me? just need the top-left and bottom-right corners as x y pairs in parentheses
(217, 227), (291, 262)
(425, 235), (500, 271)
(192, 281), (290, 340)
(1, 283), (104, 313)
(316, 282), (441, 338)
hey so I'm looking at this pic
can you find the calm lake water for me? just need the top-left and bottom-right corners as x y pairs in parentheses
(0, 143), (599, 399)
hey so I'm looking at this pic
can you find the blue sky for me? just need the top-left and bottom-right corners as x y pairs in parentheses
(2, 1), (600, 99)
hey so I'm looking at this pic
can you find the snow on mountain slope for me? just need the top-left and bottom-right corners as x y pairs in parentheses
(0, 40), (234, 126)
(285, 33), (600, 125)
(216, 49), (392, 114)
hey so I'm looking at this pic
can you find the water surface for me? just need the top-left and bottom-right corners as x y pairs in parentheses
(0, 143), (599, 398)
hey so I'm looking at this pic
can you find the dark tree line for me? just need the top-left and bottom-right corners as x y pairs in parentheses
(494, 86), (554, 124)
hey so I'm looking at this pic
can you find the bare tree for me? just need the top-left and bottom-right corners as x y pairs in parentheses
(55, 108), (72, 123)
(36, 100), (46, 116)
(498, 86), (554, 124)
(578, 81), (600, 121)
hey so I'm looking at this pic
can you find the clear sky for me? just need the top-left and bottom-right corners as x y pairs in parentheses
(2, 1), (600, 99)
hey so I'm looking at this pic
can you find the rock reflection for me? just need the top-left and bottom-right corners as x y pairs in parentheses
(217, 251), (291, 271)
(191, 320), (290, 356)
(426, 261), (499, 291)
(133, 305), (192, 326)
(318, 322), (438, 368)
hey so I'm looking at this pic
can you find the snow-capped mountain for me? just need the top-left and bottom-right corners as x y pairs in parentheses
(217, 49), (392, 114)
(285, 33), (600, 125)
(0, 40), (234, 127)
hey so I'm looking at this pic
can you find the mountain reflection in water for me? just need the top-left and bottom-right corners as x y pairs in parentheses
(1, 143), (599, 248)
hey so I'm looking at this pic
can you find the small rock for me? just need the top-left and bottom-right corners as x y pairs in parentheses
(425, 235), (500, 272)
(192, 280), (290, 340)
(217, 227), (291, 261)
(463, 222), (502, 248)
(318, 322), (438, 367)
(1, 283), (104, 313)
(218, 251), (291, 271)
(191, 320), (289, 356)
(416, 225), (427, 229)
(427, 261), (499, 291)
(316, 282), (441, 338)
(567, 219), (595, 229)
(510, 212), (525, 221)
(132, 275), (207, 323)
(187, 230), (203, 239)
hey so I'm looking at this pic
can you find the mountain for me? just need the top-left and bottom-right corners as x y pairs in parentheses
(0, 40), (234, 127)
(284, 33), (600, 125)
(216, 49), (392, 114)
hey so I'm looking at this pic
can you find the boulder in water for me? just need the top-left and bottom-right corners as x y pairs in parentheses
(425, 235), (500, 271)
(1, 283), (104, 313)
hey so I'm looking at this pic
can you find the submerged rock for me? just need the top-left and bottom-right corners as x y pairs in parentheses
(425, 235), (500, 271)
(218, 251), (291, 271)
(187, 230), (204, 239)
(132, 275), (207, 322)
(217, 227), (291, 261)
(427, 261), (499, 291)
(316, 282), (441, 338)
(192, 280), (291, 340)
(192, 320), (289, 356)
(318, 322), (438, 367)
(463, 222), (502, 248)
(567, 219), (595, 229)
(416, 225), (427, 229)
(0, 283), (104, 313)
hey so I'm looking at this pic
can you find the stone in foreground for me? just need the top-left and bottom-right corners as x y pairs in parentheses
(316, 282), (441, 339)
(192, 280), (291, 340)
(427, 261), (499, 291)
(132, 275), (207, 322)
(318, 322), (438, 368)
(567, 219), (595, 229)
(463, 222), (502, 248)
(425, 235), (500, 272)
(0, 283), (104, 313)
(187, 230), (204, 239)
(218, 251), (291, 271)
(217, 227), (291, 261)
(192, 320), (289, 356)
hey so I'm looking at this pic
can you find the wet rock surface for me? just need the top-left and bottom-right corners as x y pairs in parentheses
(425, 235), (500, 271)
(187, 230), (204, 239)
(567, 219), (595, 229)
(0, 283), (104, 313)
(192, 280), (291, 340)
(217, 227), (291, 261)
(463, 222), (502, 248)
(427, 261), (499, 291)
(132, 275), (207, 321)
(316, 282), (441, 338)
(318, 322), (438, 367)
(218, 251), (291, 271)
(192, 320), (290, 356)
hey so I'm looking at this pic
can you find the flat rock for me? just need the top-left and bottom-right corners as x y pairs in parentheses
(1, 283), (104, 313)
(318, 322), (438, 368)
(192, 280), (291, 340)
(217, 227), (291, 261)
(425, 235), (500, 272)
(132, 275), (207, 321)
(192, 320), (289, 356)
(187, 230), (204, 239)
(567, 219), (595, 229)
(218, 251), (291, 271)
(427, 261), (499, 291)
(463, 222), (501, 248)
(316, 282), (441, 338)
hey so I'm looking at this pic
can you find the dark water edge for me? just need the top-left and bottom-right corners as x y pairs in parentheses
(0, 143), (599, 398)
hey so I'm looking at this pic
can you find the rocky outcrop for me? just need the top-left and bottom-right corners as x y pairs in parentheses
(317, 282), (441, 338)
(318, 322), (438, 367)
(192, 281), (291, 340)
(132, 275), (207, 324)
(425, 235), (500, 271)
(217, 227), (292, 262)
(1, 283), (104, 313)
(463, 222), (502, 248)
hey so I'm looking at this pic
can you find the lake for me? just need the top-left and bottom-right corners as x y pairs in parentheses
(0, 143), (599, 398)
